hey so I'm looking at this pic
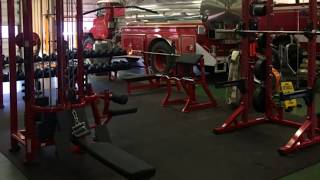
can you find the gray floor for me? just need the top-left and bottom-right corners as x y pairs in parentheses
(0, 153), (27, 180)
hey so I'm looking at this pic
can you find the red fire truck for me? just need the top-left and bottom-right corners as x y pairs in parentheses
(89, 1), (316, 74)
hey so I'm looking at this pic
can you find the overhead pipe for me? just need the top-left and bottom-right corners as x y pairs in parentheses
(83, 6), (158, 15)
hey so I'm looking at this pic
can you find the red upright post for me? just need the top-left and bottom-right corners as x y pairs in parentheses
(239, 0), (251, 122)
(278, 0), (319, 154)
(56, 0), (66, 104)
(23, 0), (38, 162)
(213, 0), (254, 133)
(77, 0), (84, 98)
(8, 0), (18, 150)
(307, 0), (317, 137)
(264, 0), (274, 119)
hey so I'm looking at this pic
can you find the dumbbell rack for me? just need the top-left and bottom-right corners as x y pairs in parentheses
(213, 0), (320, 154)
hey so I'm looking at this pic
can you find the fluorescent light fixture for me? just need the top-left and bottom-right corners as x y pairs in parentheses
(97, 0), (121, 4)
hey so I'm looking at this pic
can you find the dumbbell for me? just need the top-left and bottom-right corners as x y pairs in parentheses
(84, 63), (90, 71)
(83, 50), (90, 58)
(35, 55), (43, 62)
(4, 56), (9, 65)
(16, 56), (24, 64)
(3, 73), (9, 82)
(92, 51), (100, 58)
(89, 50), (95, 58)
(96, 63), (105, 73)
(49, 53), (57, 61)
(68, 51), (77, 60)
(34, 68), (43, 79)
(1, 55), (6, 68)
(42, 54), (50, 62)
(17, 70), (25, 81)
(87, 64), (96, 74)
(51, 67), (56, 77)
(43, 67), (51, 78)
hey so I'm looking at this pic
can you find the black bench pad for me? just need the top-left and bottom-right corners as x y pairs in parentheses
(55, 109), (155, 180)
(122, 74), (159, 82)
(78, 141), (156, 180)
(176, 54), (203, 65)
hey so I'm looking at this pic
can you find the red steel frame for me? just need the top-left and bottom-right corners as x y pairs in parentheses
(162, 57), (217, 112)
(8, 0), (19, 152)
(8, 0), (108, 162)
(213, 0), (319, 155)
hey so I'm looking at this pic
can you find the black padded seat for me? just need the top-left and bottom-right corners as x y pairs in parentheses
(175, 54), (203, 65)
(55, 108), (156, 180)
(77, 141), (156, 180)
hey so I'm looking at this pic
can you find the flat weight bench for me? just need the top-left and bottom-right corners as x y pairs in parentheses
(160, 54), (217, 112)
(55, 108), (156, 180)
(122, 74), (162, 95)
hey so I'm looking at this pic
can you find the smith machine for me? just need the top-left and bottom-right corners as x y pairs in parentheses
(5, 0), (155, 179)
(214, 0), (319, 154)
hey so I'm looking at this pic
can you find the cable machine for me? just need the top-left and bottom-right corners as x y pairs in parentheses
(6, 3), (156, 179)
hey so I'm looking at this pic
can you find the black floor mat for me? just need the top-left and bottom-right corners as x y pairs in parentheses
(0, 76), (320, 180)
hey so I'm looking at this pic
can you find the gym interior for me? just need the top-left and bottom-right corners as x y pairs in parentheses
(1, 0), (320, 180)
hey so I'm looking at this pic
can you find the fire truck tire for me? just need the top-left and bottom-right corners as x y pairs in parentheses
(150, 41), (175, 74)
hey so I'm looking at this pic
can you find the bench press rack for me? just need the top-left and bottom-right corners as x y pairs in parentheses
(160, 54), (217, 112)
(212, 0), (320, 155)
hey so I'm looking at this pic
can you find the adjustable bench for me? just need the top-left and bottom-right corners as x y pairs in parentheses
(160, 54), (217, 112)
(55, 108), (156, 180)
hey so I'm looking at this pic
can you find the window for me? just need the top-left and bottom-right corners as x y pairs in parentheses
(1, 26), (19, 38)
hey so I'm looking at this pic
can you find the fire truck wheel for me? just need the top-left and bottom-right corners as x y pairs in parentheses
(150, 41), (175, 74)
